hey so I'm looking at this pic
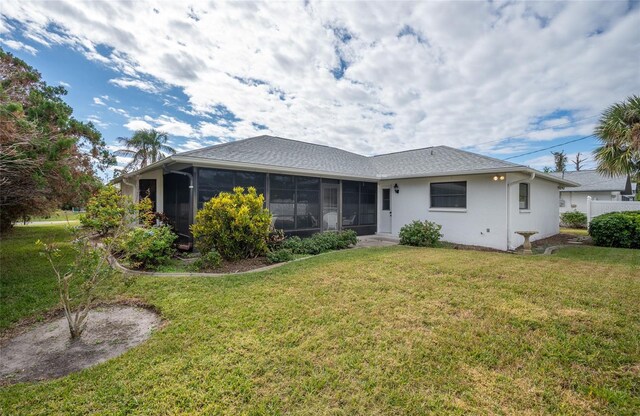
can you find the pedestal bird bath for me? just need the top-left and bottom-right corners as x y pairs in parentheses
(515, 231), (538, 254)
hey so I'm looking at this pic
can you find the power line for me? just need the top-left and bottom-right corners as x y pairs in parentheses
(465, 114), (599, 149)
(502, 134), (597, 160)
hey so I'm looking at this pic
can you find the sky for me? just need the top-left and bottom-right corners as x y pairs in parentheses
(1, 1), (639, 178)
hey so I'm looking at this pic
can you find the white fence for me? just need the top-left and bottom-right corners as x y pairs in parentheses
(587, 196), (640, 223)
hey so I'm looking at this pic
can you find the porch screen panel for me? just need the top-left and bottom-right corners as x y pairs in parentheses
(269, 174), (320, 231)
(359, 182), (377, 225)
(197, 168), (266, 209)
(342, 181), (360, 226)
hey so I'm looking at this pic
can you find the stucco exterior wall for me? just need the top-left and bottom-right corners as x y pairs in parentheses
(559, 190), (621, 214)
(117, 168), (164, 213)
(506, 173), (560, 250)
(378, 174), (509, 250)
(378, 173), (562, 251)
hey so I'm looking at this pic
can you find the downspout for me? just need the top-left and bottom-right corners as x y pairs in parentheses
(163, 166), (194, 243)
(506, 172), (535, 250)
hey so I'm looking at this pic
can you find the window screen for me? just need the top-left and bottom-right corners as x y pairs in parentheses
(430, 181), (467, 208)
(519, 183), (530, 210)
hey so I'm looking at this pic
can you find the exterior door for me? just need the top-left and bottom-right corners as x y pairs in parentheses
(322, 182), (339, 231)
(380, 188), (391, 233)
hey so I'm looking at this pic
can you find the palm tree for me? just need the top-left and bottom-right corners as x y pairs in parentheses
(115, 129), (176, 172)
(593, 95), (640, 183)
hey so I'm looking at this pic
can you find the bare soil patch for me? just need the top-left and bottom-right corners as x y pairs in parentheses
(206, 256), (270, 273)
(0, 305), (160, 385)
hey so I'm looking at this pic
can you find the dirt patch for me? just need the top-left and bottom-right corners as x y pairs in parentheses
(0, 305), (160, 385)
(208, 256), (270, 273)
(530, 233), (592, 251)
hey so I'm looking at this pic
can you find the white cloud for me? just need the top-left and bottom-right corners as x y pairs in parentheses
(0, 38), (37, 55)
(59, 81), (71, 88)
(93, 97), (106, 106)
(124, 119), (153, 131)
(109, 77), (161, 93)
(1, 1), (638, 156)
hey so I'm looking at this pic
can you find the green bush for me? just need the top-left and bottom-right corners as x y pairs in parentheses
(281, 230), (358, 255)
(266, 249), (294, 264)
(80, 185), (130, 235)
(560, 211), (587, 228)
(192, 250), (223, 271)
(399, 220), (443, 247)
(116, 225), (177, 270)
(589, 211), (640, 249)
(190, 187), (272, 260)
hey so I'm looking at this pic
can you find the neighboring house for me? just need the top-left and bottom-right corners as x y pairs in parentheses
(114, 135), (577, 251)
(550, 170), (633, 214)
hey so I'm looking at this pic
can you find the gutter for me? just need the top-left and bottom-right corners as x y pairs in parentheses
(506, 172), (536, 250)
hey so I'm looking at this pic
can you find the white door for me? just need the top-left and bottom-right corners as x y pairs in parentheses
(380, 188), (391, 233)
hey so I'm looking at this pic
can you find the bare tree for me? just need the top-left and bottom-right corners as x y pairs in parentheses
(572, 152), (588, 171)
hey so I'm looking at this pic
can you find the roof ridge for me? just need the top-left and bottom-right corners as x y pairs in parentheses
(439, 145), (524, 167)
(371, 145), (440, 158)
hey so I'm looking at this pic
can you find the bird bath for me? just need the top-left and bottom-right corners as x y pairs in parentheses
(515, 231), (538, 254)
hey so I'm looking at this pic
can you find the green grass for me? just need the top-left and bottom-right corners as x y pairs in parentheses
(30, 210), (82, 222)
(560, 227), (589, 236)
(1, 226), (639, 415)
(0, 225), (77, 329)
(553, 245), (640, 266)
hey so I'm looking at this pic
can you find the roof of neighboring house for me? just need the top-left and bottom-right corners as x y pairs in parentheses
(116, 135), (577, 185)
(550, 170), (631, 192)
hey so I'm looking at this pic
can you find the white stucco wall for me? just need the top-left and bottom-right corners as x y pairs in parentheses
(506, 173), (560, 250)
(118, 168), (164, 212)
(378, 174), (509, 250)
(559, 190), (621, 214)
(378, 173), (562, 251)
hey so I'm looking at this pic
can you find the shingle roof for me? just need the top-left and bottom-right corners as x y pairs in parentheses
(550, 170), (629, 192)
(178, 135), (523, 179)
(180, 135), (374, 177)
(371, 146), (521, 178)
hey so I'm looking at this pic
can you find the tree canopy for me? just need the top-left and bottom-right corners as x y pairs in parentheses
(0, 49), (115, 231)
(115, 129), (175, 173)
(593, 95), (640, 180)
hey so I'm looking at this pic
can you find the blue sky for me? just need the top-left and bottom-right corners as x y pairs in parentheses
(1, 1), (639, 178)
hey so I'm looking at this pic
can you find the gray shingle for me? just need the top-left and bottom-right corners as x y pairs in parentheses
(549, 170), (629, 192)
(178, 135), (524, 179)
(371, 146), (521, 178)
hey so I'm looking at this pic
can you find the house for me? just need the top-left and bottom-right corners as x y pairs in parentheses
(114, 135), (577, 251)
(550, 170), (633, 214)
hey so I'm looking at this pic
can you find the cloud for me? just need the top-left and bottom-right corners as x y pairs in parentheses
(124, 119), (153, 131)
(0, 38), (37, 55)
(109, 77), (161, 93)
(93, 97), (106, 106)
(1, 1), (638, 157)
(59, 81), (71, 88)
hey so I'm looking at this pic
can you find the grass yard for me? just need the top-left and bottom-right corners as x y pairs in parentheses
(560, 227), (589, 236)
(1, 225), (639, 415)
(29, 210), (82, 223)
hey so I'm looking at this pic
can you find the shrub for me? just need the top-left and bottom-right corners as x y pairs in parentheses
(116, 225), (177, 270)
(80, 185), (130, 235)
(282, 230), (358, 255)
(281, 236), (304, 253)
(266, 249), (294, 264)
(192, 250), (222, 271)
(589, 211), (640, 249)
(190, 187), (272, 260)
(560, 211), (587, 228)
(267, 228), (286, 250)
(399, 220), (443, 247)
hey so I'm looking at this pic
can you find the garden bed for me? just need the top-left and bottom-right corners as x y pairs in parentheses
(0, 304), (160, 385)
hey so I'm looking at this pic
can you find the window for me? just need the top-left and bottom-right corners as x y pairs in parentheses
(382, 188), (390, 211)
(430, 181), (467, 208)
(519, 183), (530, 210)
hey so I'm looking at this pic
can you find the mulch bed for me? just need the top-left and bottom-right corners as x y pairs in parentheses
(530, 233), (592, 250)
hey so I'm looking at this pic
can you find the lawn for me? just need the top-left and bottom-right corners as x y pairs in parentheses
(29, 210), (82, 223)
(1, 225), (639, 415)
(560, 227), (589, 236)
